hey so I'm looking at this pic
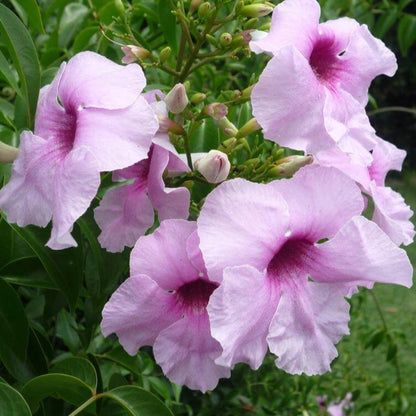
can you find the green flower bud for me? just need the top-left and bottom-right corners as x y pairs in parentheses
(114, 0), (126, 18)
(198, 2), (211, 19)
(240, 4), (273, 18)
(0, 141), (18, 163)
(190, 93), (207, 105)
(236, 118), (261, 138)
(244, 18), (259, 30)
(159, 46), (171, 63)
(219, 32), (233, 47)
(190, 0), (203, 13)
(273, 155), (314, 177)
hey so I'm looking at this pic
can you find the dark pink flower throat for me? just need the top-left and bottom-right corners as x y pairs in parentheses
(176, 279), (218, 315)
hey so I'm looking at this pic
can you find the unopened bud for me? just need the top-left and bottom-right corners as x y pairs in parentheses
(198, 2), (211, 18)
(190, 0), (203, 13)
(258, 22), (271, 31)
(206, 34), (218, 47)
(164, 83), (189, 114)
(240, 4), (273, 18)
(194, 150), (230, 184)
(273, 155), (313, 177)
(191, 93), (206, 105)
(121, 45), (151, 64)
(159, 46), (171, 63)
(114, 0), (126, 18)
(203, 103), (228, 120)
(219, 32), (232, 47)
(236, 118), (261, 138)
(244, 18), (259, 30)
(241, 84), (254, 99)
(215, 117), (238, 137)
(157, 116), (186, 136)
(0, 142), (18, 163)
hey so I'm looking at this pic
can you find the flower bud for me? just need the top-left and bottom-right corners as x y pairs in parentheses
(114, 0), (126, 18)
(121, 45), (151, 64)
(203, 103), (228, 120)
(236, 117), (261, 138)
(198, 2), (211, 19)
(219, 32), (232, 47)
(273, 155), (313, 177)
(164, 83), (189, 114)
(0, 142), (18, 163)
(214, 117), (238, 137)
(194, 150), (230, 184)
(190, 0), (203, 13)
(244, 18), (259, 30)
(159, 46), (171, 63)
(190, 93), (206, 105)
(240, 4), (273, 18)
(157, 116), (186, 136)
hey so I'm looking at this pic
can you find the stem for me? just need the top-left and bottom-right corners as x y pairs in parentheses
(68, 394), (102, 416)
(183, 131), (193, 170)
(368, 106), (416, 116)
(369, 290), (402, 395)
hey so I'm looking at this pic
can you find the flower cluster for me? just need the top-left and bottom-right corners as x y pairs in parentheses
(0, 0), (413, 395)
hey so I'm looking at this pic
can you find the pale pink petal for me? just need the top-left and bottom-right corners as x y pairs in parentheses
(371, 184), (415, 246)
(319, 17), (360, 52)
(208, 265), (279, 369)
(186, 231), (207, 277)
(58, 51), (146, 110)
(130, 219), (199, 290)
(154, 313), (230, 392)
(267, 281), (350, 375)
(101, 275), (181, 355)
(0, 132), (54, 227)
(252, 48), (332, 154)
(270, 166), (364, 241)
(198, 179), (290, 282)
(309, 216), (413, 287)
(47, 147), (100, 249)
(250, 0), (320, 56)
(147, 145), (190, 221)
(75, 96), (157, 172)
(94, 184), (154, 253)
(337, 25), (397, 105)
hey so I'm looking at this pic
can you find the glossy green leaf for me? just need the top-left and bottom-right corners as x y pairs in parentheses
(158, 1), (179, 54)
(10, 0), (45, 33)
(59, 3), (90, 48)
(0, 3), (40, 128)
(0, 383), (31, 416)
(398, 14), (416, 56)
(56, 309), (82, 353)
(102, 385), (174, 416)
(374, 6), (399, 43)
(21, 373), (94, 412)
(0, 50), (21, 96)
(73, 26), (99, 54)
(52, 357), (97, 390)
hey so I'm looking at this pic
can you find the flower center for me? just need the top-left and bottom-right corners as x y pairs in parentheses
(267, 239), (313, 282)
(176, 279), (218, 315)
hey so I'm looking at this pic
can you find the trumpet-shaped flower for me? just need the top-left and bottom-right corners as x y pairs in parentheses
(250, 0), (397, 156)
(198, 166), (412, 375)
(101, 219), (230, 391)
(0, 52), (158, 249)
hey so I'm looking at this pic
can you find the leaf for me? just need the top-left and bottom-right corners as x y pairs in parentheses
(157, 1), (179, 54)
(10, 0), (45, 34)
(21, 374), (94, 412)
(0, 50), (21, 96)
(0, 383), (31, 416)
(386, 341), (398, 361)
(374, 6), (399, 41)
(59, 3), (90, 48)
(0, 3), (40, 128)
(51, 357), (97, 390)
(73, 26), (99, 54)
(398, 14), (416, 56)
(102, 346), (144, 377)
(56, 309), (82, 354)
(102, 385), (174, 416)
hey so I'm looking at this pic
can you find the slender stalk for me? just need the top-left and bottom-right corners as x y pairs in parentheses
(368, 106), (416, 116)
(68, 394), (102, 416)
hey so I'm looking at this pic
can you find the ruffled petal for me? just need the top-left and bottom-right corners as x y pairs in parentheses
(198, 178), (290, 282)
(250, 0), (320, 57)
(319, 17), (360, 52)
(252, 48), (332, 154)
(58, 51), (146, 111)
(186, 231), (208, 277)
(0, 131), (55, 227)
(270, 166), (364, 241)
(94, 183), (154, 253)
(153, 313), (230, 392)
(371, 184), (415, 246)
(47, 146), (100, 249)
(74, 96), (157, 172)
(130, 219), (199, 290)
(267, 281), (350, 375)
(207, 265), (279, 369)
(101, 275), (181, 355)
(309, 216), (413, 287)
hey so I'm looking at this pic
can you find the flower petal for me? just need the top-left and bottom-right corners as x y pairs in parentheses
(267, 281), (350, 375)
(153, 313), (230, 392)
(198, 178), (290, 282)
(94, 183), (154, 253)
(101, 275), (181, 355)
(208, 265), (279, 369)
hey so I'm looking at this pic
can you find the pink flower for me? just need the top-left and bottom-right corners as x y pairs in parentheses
(194, 150), (230, 184)
(250, 0), (396, 156)
(198, 166), (412, 375)
(101, 219), (230, 391)
(316, 137), (415, 246)
(0, 51), (158, 249)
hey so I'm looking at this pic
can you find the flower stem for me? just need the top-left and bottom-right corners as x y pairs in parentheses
(68, 394), (102, 416)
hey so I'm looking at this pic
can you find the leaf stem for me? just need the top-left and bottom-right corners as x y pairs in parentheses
(68, 394), (102, 416)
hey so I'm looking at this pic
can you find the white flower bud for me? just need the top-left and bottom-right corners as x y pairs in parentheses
(164, 83), (189, 114)
(121, 45), (151, 64)
(194, 150), (231, 184)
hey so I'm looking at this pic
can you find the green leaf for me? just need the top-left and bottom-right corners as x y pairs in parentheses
(398, 14), (416, 56)
(0, 50), (21, 96)
(52, 357), (97, 390)
(374, 6), (399, 40)
(21, 373), (94, 412)
(56, 309), (82, 354)
(59, 3), (90, 48)
(157, 1), (179, 54)
(10, 0), (45, 33)
(102, 385), (174, 416)
(102, 345), (144, 377)
(386, 341), (398, 361)
(73, 26), (99, 54)
(0, 3), (40, 128)
(0, 383), (31, 416)
(0, 277), (29, 367)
